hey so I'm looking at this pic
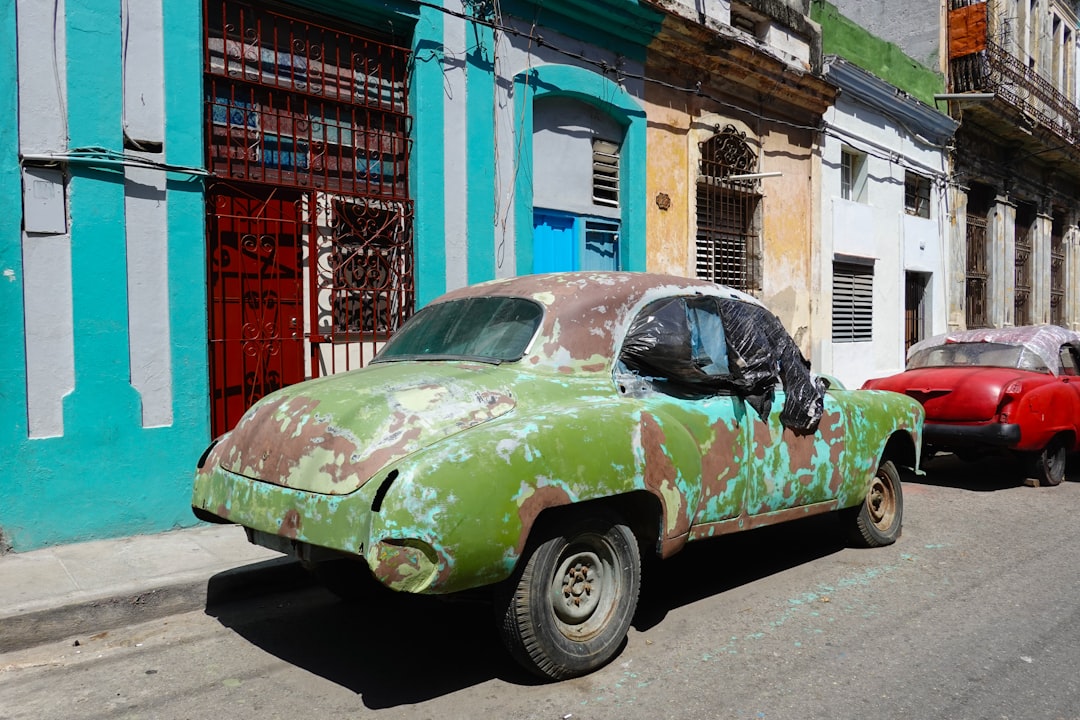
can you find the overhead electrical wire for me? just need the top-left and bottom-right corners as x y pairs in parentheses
(410, 0), (957, 174)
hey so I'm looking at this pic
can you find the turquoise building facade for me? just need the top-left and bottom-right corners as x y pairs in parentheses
(0, 0), (662, 551)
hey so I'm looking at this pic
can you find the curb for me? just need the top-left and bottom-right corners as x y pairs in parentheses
(0, 558), (313, 654)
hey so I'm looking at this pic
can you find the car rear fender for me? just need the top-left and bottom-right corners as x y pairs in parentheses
(366, 403), (703, 594)
(1004, 380), (1080, 451)
(827, 389), (923, 507)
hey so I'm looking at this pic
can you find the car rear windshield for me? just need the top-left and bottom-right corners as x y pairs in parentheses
(373, 296), (543, 364)
(907, 342), (1049, 372)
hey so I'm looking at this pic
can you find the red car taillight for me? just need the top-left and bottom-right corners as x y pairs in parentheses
(998, 380), (1023, 423)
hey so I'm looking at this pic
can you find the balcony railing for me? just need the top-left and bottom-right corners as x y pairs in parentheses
(951, 38), (1080, 147)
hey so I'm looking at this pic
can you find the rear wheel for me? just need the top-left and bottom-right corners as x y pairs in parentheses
(497, 513), (641, 680)
(1032, 436), (1067, 487)
(844, 460), (904, 547)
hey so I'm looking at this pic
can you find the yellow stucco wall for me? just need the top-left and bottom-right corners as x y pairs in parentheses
(643, 80), (821, 354)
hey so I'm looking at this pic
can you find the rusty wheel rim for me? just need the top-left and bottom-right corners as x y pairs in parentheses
(548, 535), (619, 640)
(866, 471), (897, 530)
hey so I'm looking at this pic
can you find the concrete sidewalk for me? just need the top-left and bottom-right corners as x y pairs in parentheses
(0, 524), (312, 654)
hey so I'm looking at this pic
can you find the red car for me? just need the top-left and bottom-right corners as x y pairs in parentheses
(863, 325), (1080, 486)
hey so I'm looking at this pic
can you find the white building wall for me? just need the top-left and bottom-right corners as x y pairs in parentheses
(817, 95), (950, 389)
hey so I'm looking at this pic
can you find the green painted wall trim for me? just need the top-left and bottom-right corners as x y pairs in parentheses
(0, 0), (216, 551)
(412, 5), (447, 308)
(286, 0), (419, 40)
(162, 0), (214, 500)
(811, 0), (944, 107)
(513, 64), (647, 276)
(467, 17), (497, 285)
(501, 0), (663, 61)
(0, 0), (27, 553)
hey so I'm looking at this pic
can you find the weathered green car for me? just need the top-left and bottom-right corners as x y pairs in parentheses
(192, 272), (923, 680)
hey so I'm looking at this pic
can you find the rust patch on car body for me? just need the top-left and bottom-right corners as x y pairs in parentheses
(279, 509), (302, 538)
(640, 412), (690, 547)
(515, 485), (574, 553)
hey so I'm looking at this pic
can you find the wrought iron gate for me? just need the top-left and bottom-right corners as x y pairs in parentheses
(204, 0), (413, 434)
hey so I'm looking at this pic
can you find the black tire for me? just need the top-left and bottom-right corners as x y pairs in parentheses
(1032, 436), (1067, 487)
(844, 460), (904, 548)
(497, 513), (641, 680)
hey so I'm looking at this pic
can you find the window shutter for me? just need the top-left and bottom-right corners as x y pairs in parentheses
(832, 261), (873, 342)
(592, 139), (620, 207)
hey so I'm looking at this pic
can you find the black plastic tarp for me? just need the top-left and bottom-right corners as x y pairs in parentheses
(620, 295), (826, 432)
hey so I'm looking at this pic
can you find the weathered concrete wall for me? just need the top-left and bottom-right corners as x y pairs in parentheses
(813, 0), (945, 105)
(826, 0), (942, 72)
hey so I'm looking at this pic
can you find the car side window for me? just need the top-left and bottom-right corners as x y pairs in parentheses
(687, 297), (730, 377)
(618, 296), (732, 396)
(1060, 346), (1080, 376)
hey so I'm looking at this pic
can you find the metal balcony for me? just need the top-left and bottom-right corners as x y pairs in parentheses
(951, 38), (1080, 147)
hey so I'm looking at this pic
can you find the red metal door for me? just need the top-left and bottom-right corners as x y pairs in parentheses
(208, 185), (305, 435)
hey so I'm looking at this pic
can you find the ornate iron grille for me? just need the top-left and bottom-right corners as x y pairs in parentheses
(1014, 209), (1033, 326)
(1051, 219), (1065, 326)
(695, 126), (761, 292)
(309, 194), (413, 341)
(206, 184), (306, 434)
(949, 0), (1080, 151)
(966, 212), (989, 328)
(204, 1), (411, 198)
(203, 0), (414, 432)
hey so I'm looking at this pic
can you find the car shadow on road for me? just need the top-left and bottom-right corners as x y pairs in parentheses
(206, 578), (538, 704)
(633, 513), (847, 631)
(911, 452), (1080, 491)
(203, 513), (848, 705)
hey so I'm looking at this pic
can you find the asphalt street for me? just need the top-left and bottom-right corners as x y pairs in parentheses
(2, 455), (1079, 720)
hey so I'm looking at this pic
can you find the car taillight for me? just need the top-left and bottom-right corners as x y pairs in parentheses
(998, 381), (1023, 423)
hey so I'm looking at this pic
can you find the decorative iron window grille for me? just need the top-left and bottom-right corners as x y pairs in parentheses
(592, 138), (620, 207)
(204, 0), (411, 199)
(832, 260), (874, 342)
(312, 195), (414, 339)
(1051, 218), (1065, 326)
(905, 172), (931, 218)
(965, 212), (989, 328)
(695, 125), (761, 292)
(204, 0), (415, 383)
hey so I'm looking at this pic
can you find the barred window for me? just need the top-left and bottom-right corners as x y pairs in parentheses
(695, 125), (760, 292)
(833, 260), (873, 342)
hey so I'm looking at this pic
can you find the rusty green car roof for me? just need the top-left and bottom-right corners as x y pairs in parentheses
(430, 271), (763, 375)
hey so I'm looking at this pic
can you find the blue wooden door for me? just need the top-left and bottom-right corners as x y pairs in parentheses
(533, 211), (577, 273)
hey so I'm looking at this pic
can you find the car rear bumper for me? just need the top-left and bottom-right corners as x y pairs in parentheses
(192, 466), (373, 560)
(923, 422), (1021, 448)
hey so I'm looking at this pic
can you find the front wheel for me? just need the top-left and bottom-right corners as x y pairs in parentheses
(843, 460), (904, 547)
(497, 513), (641, 680)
